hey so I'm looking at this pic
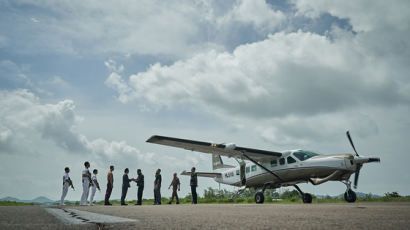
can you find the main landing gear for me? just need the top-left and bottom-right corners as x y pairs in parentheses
(255, 191), (265, 204)
(255, 182), (270, 204)
(255, 182), (274, 204)
(294, 185), (312, 203)
(254, 183), (313, 204)
(342, 180), (357, 203)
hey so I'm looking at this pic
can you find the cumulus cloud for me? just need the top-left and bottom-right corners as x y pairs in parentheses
(292, 0), (410, 32)
(217, 0), (285, 31)
(1, 0), (286, 58)
(105, 31), (408, 118)
(0, 89), (153, 164)
(105, 0), (410, 146)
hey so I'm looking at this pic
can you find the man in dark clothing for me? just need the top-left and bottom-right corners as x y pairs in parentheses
(121, 168), (135, 206)
(153, 169), (162, 205)
(190, 167), (198, 204)
(135, 169), (144, 205)
(168, 172), (180, 204)
(105, 165), (114, 205)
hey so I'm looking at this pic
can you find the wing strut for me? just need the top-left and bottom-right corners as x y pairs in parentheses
(242, 152), (283, 182)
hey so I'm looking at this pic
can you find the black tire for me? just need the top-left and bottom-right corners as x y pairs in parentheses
(302, 193), (312, 203)
(344, 189), (357, 203)
(255, 192), (265, 204)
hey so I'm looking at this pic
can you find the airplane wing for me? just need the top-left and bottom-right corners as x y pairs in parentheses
(180, 170), (222, 178)
(146, 135), (282, 162)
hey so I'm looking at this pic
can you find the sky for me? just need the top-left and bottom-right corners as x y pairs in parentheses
(0, 0), (409, 201)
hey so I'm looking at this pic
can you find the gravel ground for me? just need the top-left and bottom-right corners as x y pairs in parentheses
(1, 202), (410, 230)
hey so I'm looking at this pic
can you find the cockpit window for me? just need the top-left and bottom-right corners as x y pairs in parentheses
(279, 158), (285, 165)
(293, 150), (320, 161)
(287, 156), (297, 164)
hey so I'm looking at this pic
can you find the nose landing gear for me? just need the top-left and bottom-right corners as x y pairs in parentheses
(294, 185), (313, 203)
(342, 180), (357, 203)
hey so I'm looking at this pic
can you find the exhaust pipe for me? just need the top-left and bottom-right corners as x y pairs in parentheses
(309, 170), (343, 185)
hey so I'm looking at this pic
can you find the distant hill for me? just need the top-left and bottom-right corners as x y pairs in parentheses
(0, 196), (55, 204)
(0, 196), (20, 202)
(31, 196), (54, 203)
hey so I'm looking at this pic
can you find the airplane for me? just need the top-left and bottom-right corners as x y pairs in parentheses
(146, 131), (380, 204)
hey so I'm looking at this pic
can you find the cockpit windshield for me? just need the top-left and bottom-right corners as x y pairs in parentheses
(293, 150), (321, 161)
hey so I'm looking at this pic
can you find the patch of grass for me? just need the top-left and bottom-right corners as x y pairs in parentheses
(57, 191), (410, 206)
(0, 201), (37, 206)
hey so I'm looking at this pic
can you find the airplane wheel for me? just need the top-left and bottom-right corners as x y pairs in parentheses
(344, 189), (357, 203)
(255, 192), (264, 204)
(302, 193), (312, 203)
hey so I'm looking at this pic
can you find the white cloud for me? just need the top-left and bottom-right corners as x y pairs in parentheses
(217, 0), (285, 31)
(30, 17), (39, 23)
(291, 0), (410, 32)
(104, 0), (410, 149)
(2, 0), (287, 58)
(105, 30), (408, 119)
(1, 0), (216, 57)
(104, 59), (124, 73)
(105, 72), (131, 103)
(0, 89), (152, 164)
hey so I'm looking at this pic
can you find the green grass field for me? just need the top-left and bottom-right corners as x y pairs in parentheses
(0, 201), (37, 206)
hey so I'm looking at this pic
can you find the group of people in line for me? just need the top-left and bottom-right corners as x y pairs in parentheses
(60, 161), (198, 206)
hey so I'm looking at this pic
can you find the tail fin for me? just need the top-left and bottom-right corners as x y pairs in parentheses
(212, 154), (235, 170)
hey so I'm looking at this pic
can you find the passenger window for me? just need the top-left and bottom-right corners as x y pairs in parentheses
(236, 170), (240, 175)
(279, 158), (285, 165)
(271, 160), (277, 167)
(246, 166), (250, 173)
(251, 165), (257, 172)
(287, 156), (297, 164)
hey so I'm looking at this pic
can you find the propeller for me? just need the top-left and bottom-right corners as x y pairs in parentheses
(346, 131), (361, 189)
(346, 130), (359, 156)
(353, 164), (362, 189)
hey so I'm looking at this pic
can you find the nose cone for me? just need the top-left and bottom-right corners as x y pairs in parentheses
(368, 157), (381, 163)
(354, 156), (381, 164)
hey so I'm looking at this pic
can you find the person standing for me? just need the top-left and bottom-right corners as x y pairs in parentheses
(168, 172), (180, 204)
(153, 169), (162, 205)
(105, 165), (114, 205)
(121, 168), (135, 206)
(190, 167), (198, 204)
(60, 167), (73, 206)
(80, 161), (92, 206)
(89, 169), (100, 206)
(135, 169), (144, 205)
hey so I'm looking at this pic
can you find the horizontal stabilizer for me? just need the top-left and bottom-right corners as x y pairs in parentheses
(181, 170), (222, 178)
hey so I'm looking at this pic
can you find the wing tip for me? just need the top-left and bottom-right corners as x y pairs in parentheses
(146, 135), (161, 143)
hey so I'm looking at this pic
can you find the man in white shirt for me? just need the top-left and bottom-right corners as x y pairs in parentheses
(89, 169), (100, 206)
(60, 167), (72, 206)
(80, 161), (92, 206)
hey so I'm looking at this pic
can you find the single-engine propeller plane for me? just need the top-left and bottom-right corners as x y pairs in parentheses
(146, 131), (380, 204)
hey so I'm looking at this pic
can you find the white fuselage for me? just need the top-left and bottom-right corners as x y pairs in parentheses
(214, 150), (360, 189)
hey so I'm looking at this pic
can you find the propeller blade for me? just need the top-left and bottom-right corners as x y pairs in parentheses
(353, 164), (362, 189)
(346, 131), (359, 156)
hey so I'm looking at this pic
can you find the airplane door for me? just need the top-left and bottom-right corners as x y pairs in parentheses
(236, 158), (246, 186)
